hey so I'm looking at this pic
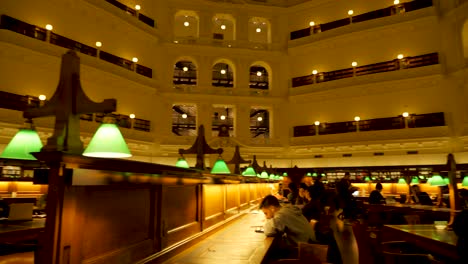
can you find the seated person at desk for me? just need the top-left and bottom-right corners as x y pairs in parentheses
(369, 183), (386, 205)
(260, 195), (316, 258)
(411, 184), (433, 205)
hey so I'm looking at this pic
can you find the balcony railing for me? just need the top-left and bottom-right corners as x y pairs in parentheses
(291, 53), (439, 88)
(290, 0), (433, 40)
(1, 15), (153, 78)
(293, 112), (445, 137)
(104, 0), (155, 28)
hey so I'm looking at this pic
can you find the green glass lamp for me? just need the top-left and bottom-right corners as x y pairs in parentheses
(312, 172), (318, 177)
(427, 177), (433, 184)
(269, 173), (276, 180)
(260, 171), (269, 179)
(306, 172), (312, 177)
(175, 155), (190, 168)
(430, 175), (446, 186)
(0, 120), (43, 160)
(83, 118), (132, 158)
(364, 176), (371, 182)
(279, 176), (284, 180)
(282, 172), (288, 177)
(242, 166), (257, 177)
(443, 177), (450, 185)
(210, 156), (231, 174)
(397, 178), (407, 184)
(411, 177), (419, 184)
(462, 176), (468, 186)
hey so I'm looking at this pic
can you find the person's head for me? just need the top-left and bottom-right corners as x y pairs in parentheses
(344, 172), (350, 179)
(259, 195), (281, 219)
(298, 183), (308, 198)
(375, 183), (383, 192)
(288, 182), (298, 192)
(307, 185), (321, 200)
(411, 184), (421, 193)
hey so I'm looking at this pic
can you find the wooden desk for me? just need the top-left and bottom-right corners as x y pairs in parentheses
(383, 225), (458, 261)
(0, 219), (45, 243)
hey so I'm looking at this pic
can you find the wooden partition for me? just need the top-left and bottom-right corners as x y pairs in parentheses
(29, 153), (276, 264)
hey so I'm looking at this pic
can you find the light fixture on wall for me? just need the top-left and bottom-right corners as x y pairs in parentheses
(256, 28), (261, 33)
(175, 154), (190, 168)
(211, 155), (231, 174)
(348, 10), (354, 15)
(135, 5), (141, 10)
(256, 71), (262, 76)
(309, 21), (315, 26)
(95, 41), (102, 47)
(220, 69), (226, 74)
(312, 70), (318, 75)
(184, 21), (190, 27)
(0, 119), (43, 160)
(351, 61), (357, 67)
(132, 57), (138, 63)
(38, 95), (46, 101)
(45, 24), (53, 31)
(397, 54), (404, 59)
(183, 66), (188, 72)
(220, 24), (226, 30)
(394, 0), (400, 5)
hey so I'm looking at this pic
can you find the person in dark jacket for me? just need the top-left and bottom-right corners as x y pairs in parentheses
(369, 183), (386, 205)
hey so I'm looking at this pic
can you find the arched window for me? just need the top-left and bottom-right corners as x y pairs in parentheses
(250, 108), (269, 138)
(212, 106), (234, 137)
(174, 11), (199, 42)
(249, 65), (268, 90)
(173, 60), (197, 85)
(212, 14), (236, 43)
(212, 62), (234, 87)
(172, 104), (197, 136)
(248, 17), (270, 46)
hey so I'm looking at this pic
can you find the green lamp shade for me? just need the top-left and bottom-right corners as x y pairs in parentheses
(444, 177), (450, 185)
(312, 172), (318, 177)
(0, 129), (43, 160)
(306, 172), (312, 177)
(176, 157), (190, 168)
(83, 123), (132, 158)
(427, 177), (432, 184)
(430, 175), (446, 186)
(364, 176), (371, 182)
(411, 177), (419, 184)
(269, 174), (276, 179)
(211, 158), (230, 174)
(397, 178), (407, 184)
(283, 172), (288, 176)
(418, 175), (425, 179)
(242, 166), (257, 177)
(260, 171), (269, 179)
(279, 176), (284, 180)
(462, 176), (468, 187)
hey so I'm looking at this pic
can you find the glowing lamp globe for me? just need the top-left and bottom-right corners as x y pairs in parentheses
(0, 128), (43, 160)
(83, 123), (132, 158)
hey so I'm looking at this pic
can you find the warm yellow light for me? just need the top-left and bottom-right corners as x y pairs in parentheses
(135, 5), (141, 10)
(174, 40), (178, 43)
(95, 41), (102, 47)
(402, 112), (409, 117)
(257, 116), (263, 121)
(221, 25), (226, 30)
(220, 69), (226, 74)
(256, 28), (261, 33)
(351, 61), (358, 67)
(309, 21), (315, 26)
(132, 57), (138, 63)
(45, 24), (53, 30)
(38, 95), (46, 101)
(184, 21), (190, 27)
(220, 115), (226, 120)
(183, 66), (188, 72)
(312, 70), (318, 75)
(354, 116), (360, 121)
(228, 44), (232, 47)
(129, 114), (135, 119)
(348, 10), (354, 15)
(394, 0), (400, 4)
(182, 113), (188, 119)
(397, 54), (404, 59)
(314, 121), (320, 126)
(257, 71), (262, 76)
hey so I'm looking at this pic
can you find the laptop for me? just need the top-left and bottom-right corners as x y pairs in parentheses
(7, 203), (33, 221)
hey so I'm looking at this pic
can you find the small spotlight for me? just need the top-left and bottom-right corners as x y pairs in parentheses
(221, 25), (226, 30)
(354, 116), (360, 121)
(257, 71), (262, 77)
(309, 21), (315, 26)
(182, 113), (188, 119)
(397, 54), (404, 59)
(184, 21), (190, 27)
(45, 24), (53, 30)
(132, 57), (138, 63)
(228, 44), (232, 47)
(95, 41), (102, 47)
(402, 112), (409, 117)
(394, 0), (400, 4)
(38, 95), (46, 101)
(220, 69), (226, 74)
(312, 70), (318, 75)
(256, 28), (261, 33)
(135, 5), (141, 10)
(129, 114), (136, 119)
(220, 115), (226, 120)
(183, 66), (188, 72)
(174, 40), (179, 43)
(257, 116), (263, 121)
(351, 61), (357, 67)
(314, 121), (320, 126)
(348, 10), (354, 15)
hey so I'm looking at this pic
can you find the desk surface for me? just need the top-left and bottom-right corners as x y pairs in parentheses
(385, 224), (458, 246)
(162, 211), (274, 264)
(0, 219), (45, 243)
